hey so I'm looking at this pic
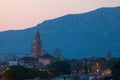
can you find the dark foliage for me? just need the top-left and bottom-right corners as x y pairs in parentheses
(2, 65), (50, 80)
(48, 61), (72, 76)
(112, 60), (120, 80)
(2, 67), (25, 80)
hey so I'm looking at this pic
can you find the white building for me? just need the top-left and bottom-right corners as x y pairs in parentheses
(9, 61), (18, 66)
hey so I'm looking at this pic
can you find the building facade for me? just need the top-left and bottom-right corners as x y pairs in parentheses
(18, 57), (39, 68)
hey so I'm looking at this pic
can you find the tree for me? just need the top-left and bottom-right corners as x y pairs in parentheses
(38, 70), (49, 79)
(105, 58), (119, 70)
(49, 61), (72, 76)
(2, 65), (41, 80)
(73, 75), (79, 80)
(112, 60), (120, 80)
(2, 67), (25, 80)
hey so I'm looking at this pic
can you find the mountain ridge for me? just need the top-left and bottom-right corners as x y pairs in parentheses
(0, 6), (120, 59)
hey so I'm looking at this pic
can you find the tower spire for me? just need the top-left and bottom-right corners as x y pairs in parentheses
(106, 50), (111, 60)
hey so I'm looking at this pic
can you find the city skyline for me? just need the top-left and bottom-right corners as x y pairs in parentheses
(0, 0), (120, 31)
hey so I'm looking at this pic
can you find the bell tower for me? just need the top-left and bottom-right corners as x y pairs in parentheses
(32, 30), (43, 58)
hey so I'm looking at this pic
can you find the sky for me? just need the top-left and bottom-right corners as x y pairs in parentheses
(0, 0), (120, 32)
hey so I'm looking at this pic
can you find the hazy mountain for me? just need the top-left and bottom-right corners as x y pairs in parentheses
(0, 7), (120, 59)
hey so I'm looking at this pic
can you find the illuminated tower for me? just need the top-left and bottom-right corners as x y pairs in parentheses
(32, 30), (43, 58)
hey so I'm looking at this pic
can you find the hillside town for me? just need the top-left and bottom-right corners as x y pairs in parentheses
(0, 30), (119, 80)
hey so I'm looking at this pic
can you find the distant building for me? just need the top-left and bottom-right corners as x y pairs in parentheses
(53, 49), (63, 60)
(32, 30), (43, 58)
(9, 61), (18, 66)
(18, 57), (39, 68)
(0, 54), (28, 63)
(106, 50), (111, 60)
(31, 30), (56, 67)
(39, 53), (56, 65)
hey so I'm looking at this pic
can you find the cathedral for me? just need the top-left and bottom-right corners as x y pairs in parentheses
(32, 30), (43, 58)
(31, 30), (56, 65)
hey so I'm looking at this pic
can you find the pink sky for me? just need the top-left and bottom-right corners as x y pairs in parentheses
(0, 0), (120, 31)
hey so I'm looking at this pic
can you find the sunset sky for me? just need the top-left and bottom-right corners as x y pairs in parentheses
(0, 0), (120, 31)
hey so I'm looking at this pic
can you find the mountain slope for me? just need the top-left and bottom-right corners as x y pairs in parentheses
(0, 7), (120, 58)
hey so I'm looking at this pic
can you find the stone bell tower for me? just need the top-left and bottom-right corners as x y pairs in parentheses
(32, 30), (43, 58)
